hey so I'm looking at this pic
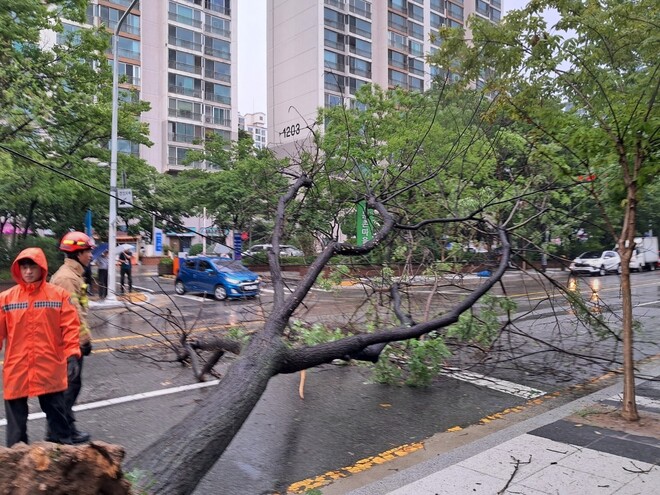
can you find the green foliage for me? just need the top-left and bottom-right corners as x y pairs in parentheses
(226, 326), (251, 346)
(0, 236), (61, 278)
(158, 257), (173, 266)
(447, 295), (517, 346)
(124, 469), (155, 494)
(188, 243), (204, 256)
(371, 333), (451, 387)
(289, 320), (347, 346)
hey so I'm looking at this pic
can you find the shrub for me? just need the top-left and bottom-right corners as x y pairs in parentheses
(0, 236), (61, 280)
(188, 243), (203, 256)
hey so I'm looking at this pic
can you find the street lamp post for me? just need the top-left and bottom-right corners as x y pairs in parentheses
(107, 0), (140, 303)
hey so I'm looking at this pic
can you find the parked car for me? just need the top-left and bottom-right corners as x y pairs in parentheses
(174, 256), (260, 300)
(243, 244), (303, 257)
(569, 250), (621, 276)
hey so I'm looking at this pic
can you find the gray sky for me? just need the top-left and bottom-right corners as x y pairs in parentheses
(236, 1), (540, 117)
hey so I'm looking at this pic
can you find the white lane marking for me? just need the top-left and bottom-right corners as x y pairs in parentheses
(441, 367), (545, 400)
(635, 300), (660, 307)
(174, 294), (213, 301)
(133, 285), (154, 294)
(0, 380), (221, 426)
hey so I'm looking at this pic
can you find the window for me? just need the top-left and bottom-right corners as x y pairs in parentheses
(169, 122), (203, 143)
(430, 0), (443, 12)
(388, 49), (407, 69)
(430, 12), (444, 28)
(325, 29), (345, 50)
(117, 36), (140, 59)
(409, 76), (424, 92)
(475, 0), (489, 16)
(168, 98), (202, 120)
(324, 50), (345, 71)
(349, 16), (371, 38)
(349, 0), (371, 18)
(325, 93), (344, 107)
(447, 2), (464, 19)
(60, 23), (82, 46)
(168, 2), (201, 28)
(409, 58), (425, 76)
(204, 36), (230, 60)
(205, 0), (230, 15)
(388, 69), (407, 88)
(168, 73), (202, 98)
(324, 72), (344, 92)
(388, 12), (407, 33)
(349, 36), (371, 57)
(491, 8), (501, 21)
(119, 63), (140, 85)
(324, 8), (344, 30)
(205, 59), (231, 82)
(168, 49), (202, 74)
(388, 31), (407, 51)
(349, 57), (371, 77)
(206, 15), (230, 37)
(388, 0), (406, 13)
(100, 6), (140, 35)
(409, 39), (423, 57)
(168, 25), (202, 51)
(447, 18), (462, 28)
(408, 21), (424, 40)
(204, 105), (231, 127)
(205, 81), (230, 104)
(348, 77), (367, 95)
(408, 3), (423, 21)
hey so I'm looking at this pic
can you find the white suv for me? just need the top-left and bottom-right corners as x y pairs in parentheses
(569, 250), (621, 276)
(243, 244), (303, 257)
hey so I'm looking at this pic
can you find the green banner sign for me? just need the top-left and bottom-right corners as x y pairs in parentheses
(356, 200), (373, 246)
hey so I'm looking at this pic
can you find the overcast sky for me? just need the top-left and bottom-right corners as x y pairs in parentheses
(236, 1), (539, 117)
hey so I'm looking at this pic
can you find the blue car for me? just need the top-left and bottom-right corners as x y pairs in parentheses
(174, 256), (260, 300)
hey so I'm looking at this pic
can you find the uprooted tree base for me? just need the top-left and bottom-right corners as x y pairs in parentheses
(0, 441), (131, 494)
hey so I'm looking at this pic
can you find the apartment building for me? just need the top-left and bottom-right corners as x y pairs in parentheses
(78, 0), (239, 173)
(238, 112), (268, 149)
(267, 0), (501, 153)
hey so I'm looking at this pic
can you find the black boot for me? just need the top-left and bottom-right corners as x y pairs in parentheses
(71, 429), (91, 444)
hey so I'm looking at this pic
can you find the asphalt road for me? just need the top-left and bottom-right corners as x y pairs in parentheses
(1, 269), (659, 494)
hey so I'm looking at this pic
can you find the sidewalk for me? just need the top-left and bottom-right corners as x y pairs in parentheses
(324, 359), (660, 495)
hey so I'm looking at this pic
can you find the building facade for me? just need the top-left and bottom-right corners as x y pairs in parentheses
(80, 0), (239, 173)
(238, 112), (268, 149)
(267, 0), (501, 153)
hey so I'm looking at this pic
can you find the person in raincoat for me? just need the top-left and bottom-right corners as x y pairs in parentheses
(50, 231), (94, 443)
(0, 248), (81, 447)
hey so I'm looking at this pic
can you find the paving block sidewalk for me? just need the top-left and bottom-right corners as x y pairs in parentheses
(335, 360), (660, 495)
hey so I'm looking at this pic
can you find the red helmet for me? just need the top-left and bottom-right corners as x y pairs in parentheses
(59, 231), (94, 252)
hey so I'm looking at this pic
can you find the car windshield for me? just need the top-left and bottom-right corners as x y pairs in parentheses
(212, 260), (251, 273)
(579, 251), (602, 259)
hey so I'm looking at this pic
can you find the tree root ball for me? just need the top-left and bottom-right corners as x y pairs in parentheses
(0, 441), (132, 494)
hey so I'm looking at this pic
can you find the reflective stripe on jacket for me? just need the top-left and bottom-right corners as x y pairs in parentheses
(0, 248), (81, 400)
(49, 257), (92, 346)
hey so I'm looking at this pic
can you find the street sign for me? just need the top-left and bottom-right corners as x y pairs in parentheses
(117, 188), (133, 208)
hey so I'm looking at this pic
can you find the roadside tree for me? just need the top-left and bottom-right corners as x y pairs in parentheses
(431, 0), (659, 420)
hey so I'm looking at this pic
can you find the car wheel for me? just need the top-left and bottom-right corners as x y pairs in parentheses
(599, 266), (607, 276)
(650, 263), (656, 271)
(214, 284), (228, 301)
(174, 280), (186, 295)
(616, 264), (622, 275)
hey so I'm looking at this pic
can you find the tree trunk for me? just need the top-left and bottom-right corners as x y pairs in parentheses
(125, 335), (286, 494)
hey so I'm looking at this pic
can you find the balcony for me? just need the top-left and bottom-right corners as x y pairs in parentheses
(204, 116), (231, 126)
(168, 12), (203, 29)
(168, 85), (202, 98)
(204, 46), (230, 60)
(168, 132), (198, 144)
(168, 108), (202, 121)
(325, 0), (345, 9)
(204, 93), (231, 105)
(204, 24), (230, 38)
(205, 70), (230, 83)
(168, 60), (203, 75)
(168, 36), (202, 52)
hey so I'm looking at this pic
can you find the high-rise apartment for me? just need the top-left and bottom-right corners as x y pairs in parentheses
(80, 0), (239, 173)
(267, 0), (501, 153)
(239, 112), (268, 149)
